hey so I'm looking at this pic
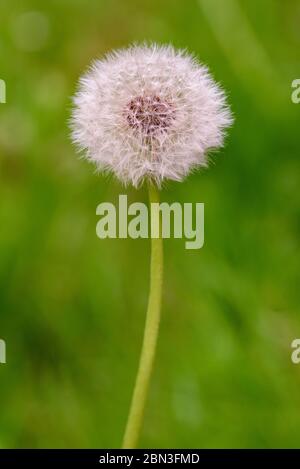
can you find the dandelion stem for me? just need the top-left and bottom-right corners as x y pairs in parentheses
(122, 183), (163, 449)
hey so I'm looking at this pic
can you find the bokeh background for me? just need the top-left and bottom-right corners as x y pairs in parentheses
(0, 0), (300, 449)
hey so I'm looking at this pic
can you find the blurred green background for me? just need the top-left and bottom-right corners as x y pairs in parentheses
(1, 0), (300, 449)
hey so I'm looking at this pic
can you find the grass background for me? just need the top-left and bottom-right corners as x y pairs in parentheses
(0, 0), (300, 448)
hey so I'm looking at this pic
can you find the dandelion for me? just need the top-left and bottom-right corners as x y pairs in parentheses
(71, 43), (232, 187)
(70, 43), (233, 448)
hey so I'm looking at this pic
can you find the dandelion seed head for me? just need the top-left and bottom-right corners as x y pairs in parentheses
(70, 43), (233, 187)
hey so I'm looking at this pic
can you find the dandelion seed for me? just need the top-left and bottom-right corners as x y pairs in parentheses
(70, 43), (233, 187)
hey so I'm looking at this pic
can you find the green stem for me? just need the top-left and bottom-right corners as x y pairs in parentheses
(122, 183), (163, 449)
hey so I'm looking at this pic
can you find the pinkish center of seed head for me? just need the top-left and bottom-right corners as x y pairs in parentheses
(126, 95), (174, 135)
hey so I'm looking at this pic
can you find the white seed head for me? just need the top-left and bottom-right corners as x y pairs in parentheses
(70, 43), (233, 187)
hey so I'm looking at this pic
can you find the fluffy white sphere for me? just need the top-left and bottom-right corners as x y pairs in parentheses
(71, 44), (233, 187)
